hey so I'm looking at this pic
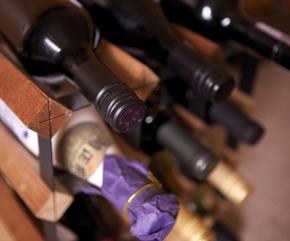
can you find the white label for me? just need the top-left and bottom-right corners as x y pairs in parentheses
(0, 99), (39, 156)
(52, 107), (121, 189)
(256, 22), (290, 46)
(88, 161), (104, 188)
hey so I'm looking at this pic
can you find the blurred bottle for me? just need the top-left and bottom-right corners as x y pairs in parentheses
(62, 193), (137, 241)
(0, 0), (146, 133)
(161, 0), (290, 70)
(80, 0), (235, 102)
(140, 86), (251, 204)
(55, 107), (179, 241)
(151, 150), (240, 241)
(164, 76), (264, 145)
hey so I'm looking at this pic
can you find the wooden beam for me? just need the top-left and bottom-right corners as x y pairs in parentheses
(0, 178), (44, 241)
(0, 52), (71, 138)
(0, 124), (73, 222)
(97, 39), (159, 101)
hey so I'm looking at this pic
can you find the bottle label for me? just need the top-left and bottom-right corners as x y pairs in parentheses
(255, 22), (290, 46)
(70, 142), (105, 178)
(0, 99), (39, 156)
(57, 122), (115, 188)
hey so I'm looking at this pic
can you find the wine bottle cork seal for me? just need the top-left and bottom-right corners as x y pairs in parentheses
(174, 205), (216, 241)
(207, 161), (252, 204)
(124, 172), (162, 212)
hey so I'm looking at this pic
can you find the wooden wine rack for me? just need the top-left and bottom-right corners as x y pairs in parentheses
(0, 38), (159, 240)
(0, 24), (257, 240)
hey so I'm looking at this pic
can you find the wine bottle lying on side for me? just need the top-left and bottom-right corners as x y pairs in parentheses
(0, 98), (179, 241)
(79, 0), (235, 102)
(164, 76), (265, 145)
(61, 194), (138, 241)
(0, 0), (146, 133)
(151, 150), (240, 241)
(161, 0), (290, 70)
(140, 85), (252, 204)
(121, 41), (264, 145)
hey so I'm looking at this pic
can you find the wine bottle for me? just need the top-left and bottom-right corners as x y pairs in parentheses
(149, 151), (215, 241)
(55, 107), (179, 241)
(141, 86), (251, 204)
(80, 0), (235, 102)
(126, 43), (264, 145)
(164, 76), (264, 145)
(189, 188), (240, 241)
(151, 150), (239, 241)
(0, 97), (178, 241)
(173, 203), (216, 241)
(62, 194), (137, 241)
(208, 102), (264, 144)
(0, 0), (146, 133)
(161, 0), (290, 70)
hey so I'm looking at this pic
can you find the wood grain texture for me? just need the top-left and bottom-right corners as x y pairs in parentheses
(0, 52), (71, 138)
(110, 131), (151, 165)
(0, 218), (17, 241)
(0, 178), (44, 241)
(97, 39), (159, 101)
(229, 89), (255, 115)
(0, 124), (73, 222)
(173, 24), (225, 62)
(242, 0), (280, 15)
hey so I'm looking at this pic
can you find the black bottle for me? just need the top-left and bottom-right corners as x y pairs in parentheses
(62, 194), (136, 241)
(208, 102), (264, 144)
(164, 76), (264, 145)
(140, 86), (251, 204)
(126, 46), (264, 145)
(0, 0), (146, 133)
(161, 0), (290, 70)
(80, 0), (235, 102)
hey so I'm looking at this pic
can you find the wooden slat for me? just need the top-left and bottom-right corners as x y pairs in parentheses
(173, 24), (226, 62)
(0, 38), (158, 139)
(229, 89), (255, 114)
(174, 25), (255, 114)
(97, 39), (159, 101)
(0, 124), (73, 222)
(0, 218), (17, 241)
(110, 131), (151, 165)
(242, 0), (280, 15)
(0, 52), (71, 138)
(0, 178), (44, 241)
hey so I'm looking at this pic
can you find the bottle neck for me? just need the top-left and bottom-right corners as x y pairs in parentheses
(65, 48), (146, 133)
(167, 41), (234, 102)
(156, 119), (218, 181)
(208, 102), (264, 144)
(64, 48), (113, 100)
(110, 0), (180, 51)
(229, 16), (290, 68)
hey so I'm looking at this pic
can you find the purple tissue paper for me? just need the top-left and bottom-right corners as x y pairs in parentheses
(101, 155), (179, 241)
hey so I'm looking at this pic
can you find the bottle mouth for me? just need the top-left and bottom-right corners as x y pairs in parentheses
(96, 81), (147, 133)
(113, 103), (147, 133)
(242, 122), (265, 145)
(211, 76), (235, 102)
